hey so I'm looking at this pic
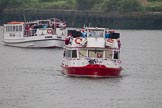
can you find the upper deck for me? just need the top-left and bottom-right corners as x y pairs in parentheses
(65, 27), (120, 49)
(3, 18), (67, 41)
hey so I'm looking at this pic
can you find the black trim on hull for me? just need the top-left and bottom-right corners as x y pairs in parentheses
(3, 38), (65, 44)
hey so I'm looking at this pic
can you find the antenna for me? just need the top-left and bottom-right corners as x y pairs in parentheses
(23, 10), (26, 22)
(83, 24), (85, 28)
(23, 14), (26, 23)
(88, 23), (91, 27)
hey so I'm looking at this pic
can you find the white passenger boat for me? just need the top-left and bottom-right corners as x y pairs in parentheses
(3, 18), (67, 48)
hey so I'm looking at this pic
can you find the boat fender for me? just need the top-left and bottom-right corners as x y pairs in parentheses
(118, 60), (122, 64)
(75, 38), (82, 44)
(47, 29), (52, 34)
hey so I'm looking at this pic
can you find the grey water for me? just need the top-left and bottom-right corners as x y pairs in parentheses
(0, 28), (162, 108)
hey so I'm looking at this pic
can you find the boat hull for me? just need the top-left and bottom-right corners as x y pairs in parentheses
(3, 39), (65, 48)
(62, 64), (122, 78)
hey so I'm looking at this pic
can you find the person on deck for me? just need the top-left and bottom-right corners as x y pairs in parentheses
(105, 31), (110, 38)
(25, 24), (31, 37)
(81, 29), (87, 38)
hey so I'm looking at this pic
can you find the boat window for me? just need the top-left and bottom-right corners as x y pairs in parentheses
(66, 50), (71, 58)
(6, 26), (8, 32)
(72, 50), (77, 58)
(13, 26), (16, 32)
(6, 26), (12, 32)
(105, 50), (112, 59)
(88, 50), (103, 58)
(63, 51), (66, 57)
(19, 25), (22, 31)
(5, 25), (22, 32)
(16, 26), (19, 31)
(9, 26), (12, 32)
(87, 30), (104, 37)
(114, 51), (119, 59)
(79, 49), (86, 58)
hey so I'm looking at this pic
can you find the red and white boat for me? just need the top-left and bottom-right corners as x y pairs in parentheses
(61, 27), (123, 77)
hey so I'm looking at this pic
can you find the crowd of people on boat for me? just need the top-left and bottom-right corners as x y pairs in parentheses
(67, 29), (117, 39)
(24, 18), (66, 37)
(65, 28), (120, 45)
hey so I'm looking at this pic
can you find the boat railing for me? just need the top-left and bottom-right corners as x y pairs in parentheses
(24, 29), (37, 37)
(24, 28), (55, 37)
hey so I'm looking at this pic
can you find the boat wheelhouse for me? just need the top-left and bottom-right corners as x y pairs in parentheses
(3, 18), (67, 48)
(62, 27), (122, 77)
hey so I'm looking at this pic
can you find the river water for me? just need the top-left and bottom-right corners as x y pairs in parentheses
(0, 28), (162, 108)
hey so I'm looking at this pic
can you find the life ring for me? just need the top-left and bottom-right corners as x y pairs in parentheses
(107, 38), (113, 43)
(47, 29), (52, 34)
(75, 38), (82, 44)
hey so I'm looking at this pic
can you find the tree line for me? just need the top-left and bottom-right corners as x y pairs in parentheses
(1, 0), (162, 13)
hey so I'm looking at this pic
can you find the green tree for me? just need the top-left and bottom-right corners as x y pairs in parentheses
(7, 0), (32, 8)
(102, 0), (120, 11)
(76, 0), (98, 10)
(38, 0), (58, 2)
(0, 0), (9, 12)
(148, 0), (162, 1)
(118, 0), (142, 12)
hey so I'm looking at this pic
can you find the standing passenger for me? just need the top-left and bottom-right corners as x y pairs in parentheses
(105, 31), (110, 38)
(25, 24), (31, 37)
(81, 29), (87, 38)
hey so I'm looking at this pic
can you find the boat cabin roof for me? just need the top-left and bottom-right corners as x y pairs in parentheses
(65, 47), (119, 51)
(7, 21), (24, 24)
(85, 27), (106, 31)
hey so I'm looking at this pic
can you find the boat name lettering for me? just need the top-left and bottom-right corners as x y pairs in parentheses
(57, 36), (62, 39)
(45, 36), (52, 38)
(10, 33), (15, 37)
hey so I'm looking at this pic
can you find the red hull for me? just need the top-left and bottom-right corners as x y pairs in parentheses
(62, 64), (122, 78)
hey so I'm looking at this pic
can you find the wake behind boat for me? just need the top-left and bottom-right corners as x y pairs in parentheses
(62, 27), (123, 77)
(3, 18), (67, 48)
